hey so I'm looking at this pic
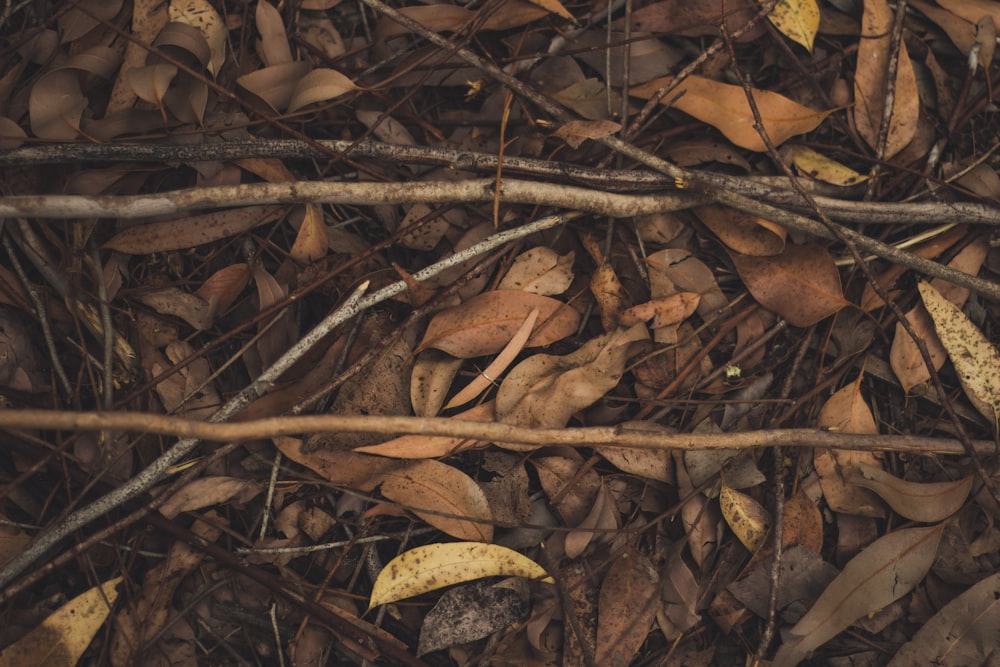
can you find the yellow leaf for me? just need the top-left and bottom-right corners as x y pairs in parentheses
(918, 281), (1000, 425)
(719, 484), (771, 552)
(768, 0), (820, 51)
(368, 543), (553, 610)
(525, 0), (574, 21)
(788, 146), (867, 186)
(0, 577), (121, 667)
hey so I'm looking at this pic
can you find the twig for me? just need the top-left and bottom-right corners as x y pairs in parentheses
(0, 410), (992, 455)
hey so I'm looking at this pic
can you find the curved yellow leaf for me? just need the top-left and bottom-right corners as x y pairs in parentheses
(368, 543), (553, 609)
(788, 146), (867, 186)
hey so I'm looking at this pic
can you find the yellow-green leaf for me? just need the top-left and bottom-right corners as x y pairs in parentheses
(768, 0), (820, 51)
(918, 281), (1000, 425)
(368, 543), (553, 610)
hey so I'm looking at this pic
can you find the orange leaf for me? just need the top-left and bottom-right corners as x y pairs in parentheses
(630, 75), (831, 151)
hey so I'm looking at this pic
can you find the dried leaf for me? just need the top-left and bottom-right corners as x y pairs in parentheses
(0, 116), (28, 149)
(375, 2), (548, 41)
(58, 0), (123, 42)
(169, 0), (227, 75)
(417, 581), (529, 656)
(596, 422), (676, 483)
(845, 464), (973, 523)
(621, 293), (701, 330)
(768, 0), (820, 51)
(356, 109), (418, 145)
(158, 476), (261, 519)
(105, 206), (287, 253)
(694, 204), (787, 256)
(0, 577), (121, 667)
(595, 551), (660, 667)
(126, 63), (178, 106)
(772, 523), (945, 667)
(496, 324), (648, 430)
(886, 571), (1000, 666)
(136, 287), (214, 331)
(630, 75), (832, 151)
(525, 0), (573, 20)
(237, 61), (312, 112)
(287, 67), (358, 112)
(720, 484), (771, 552)
(731, 243), (846, 327)
(368, 543), (552, 609)
(553, 119), (621, 148)
(355, 402), (495, 458)
(628, 0), (765, 39)
(787, 145), (867, 186)
(194, 263), (250, 316)
(255, 1), (292, 66)
(918, 280), (1000, 423)
(497, 247), (575, 296)
(853, 0), (920, 157)
(380, 460), (494, 542)
(410, 349), (464, 417)
(289, 204), (329, 264)
(274, 437), (399, 491)
(418, 291), (580, 359)
(445, 308), (538, 410)
(645, 248), (729, 317)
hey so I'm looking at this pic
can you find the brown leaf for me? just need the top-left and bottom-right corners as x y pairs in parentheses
(772, 523), (946, 667)
(410, 349), (464, 417)
(354, 402), (495, 458)
(553, 119), (621, 148)
(105, 206), (288, 253)
(853, 0), (920, 157)
(595, 551), (660, 667)
(628, 0), (765, 39)
(380, 460), (494, 542)
(694, 204), (786, 256)
(495, 324), (648, 430)
(630, 75), (832, 151)
(596, 422), (676, 483)
(845, 464), (973, 523)
(169, 0), (227, 75)
(886, 571), (1000, 666)
(730, 244), (847, 327)
(289, 204), (329, 264)
(496, 247), (574, 296)
(0, 116), (27, 149)
(418, 290), (580, 358)
(194, 263), (250, 316)
(620, 292), (701, 329)
(136, 287), (214, 331)
(158, 476), (261, 519)
(645, 248), (729, 317)
(126, 64), (178, 106)
(255, 0), (292, 66)
(237, 62), (312, 112)
(274, 437), (400, 491)
(287, 67), (358, 112)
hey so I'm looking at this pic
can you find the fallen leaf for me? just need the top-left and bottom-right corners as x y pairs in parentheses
(595, 551), (660, 667)
(354, 401), (495, 458)
(553, 119), (621, 148)
(845, 464), (973, 523)
(136, 287), (214, 331)
(495, 324), (649, 430)
(158, 476), (261, 519)
(720, 484), (771, 552)
(410, 349), (464, 417)
(105, 206), (288, 253)
(768, 0), (820, 52)
(0, 117), (27, 149)
(237, 61), (313, 112)
(169, 0), (227, 75)
(418, 290), (580, 358)
(645, 248), (729, 317)
(0, 577), (121, 667)
(694, 204), (787, 256)
(497, 247), (574, 295)
(287, 67), (358, 112)
(886, 571), (1000, 666)
(787, 145), (867, 186)
(596, 422), (676, 483)
(417, 581), (529, 656)
(730, 244), (847, 327)
(289, 204), (329, 264)
(918, 280), (1000, 424)
(255, 0), (292, 66)
(194, 263), (250, 316)
(620, 292), (701, 329)
(853, 0), (920, 157)
(445, 308), (538, 409)
(380, 460), (494, 542)
(368, 543), (552, 609)
(772, 523), (945, 667)
(525, 0), (573, 20)
(630, 75), (832, 151)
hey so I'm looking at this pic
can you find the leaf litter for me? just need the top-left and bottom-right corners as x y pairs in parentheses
(1, 0), (1000, 665)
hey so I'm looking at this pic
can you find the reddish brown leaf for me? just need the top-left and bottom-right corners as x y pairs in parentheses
(595, 550), (660, 667)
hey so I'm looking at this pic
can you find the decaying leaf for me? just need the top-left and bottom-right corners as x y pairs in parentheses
(596, 422), (676, 483)
(410, 349), (464, 417)
(417, 580), (529, 656)
(105, 206), (288, 254)
(772, 523), (946, 667)
(720, 484), (771, 552)
(0, 577), (121, 667)
(368, 543), (552, 609)
(497, 247), (574, 296)
(169, 0), (227, 76)
(918, 281), (1000, 424)
(418, 290), (580, 358)
(787, 145), (867, 186)
(630, 75), (832, 151)
(730, 243), (847, 327)
(845, 464), (973, 523)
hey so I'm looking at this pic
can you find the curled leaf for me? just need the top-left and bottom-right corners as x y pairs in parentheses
(368, 543), (552, 609)
(845, 464), (972, 523)
(287, 67), (358, 112)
